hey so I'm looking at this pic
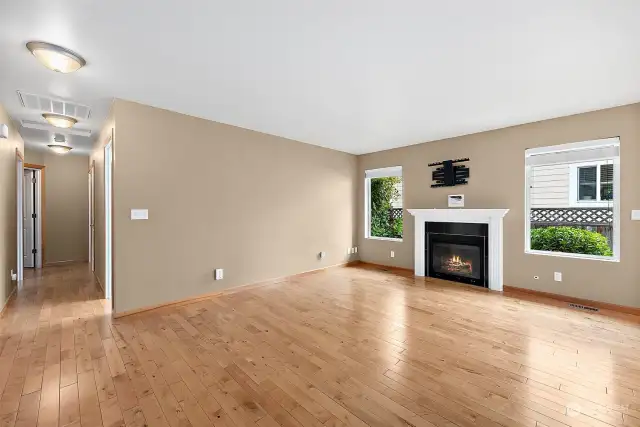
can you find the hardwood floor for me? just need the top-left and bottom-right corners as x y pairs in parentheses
(1, 263), (640, 427)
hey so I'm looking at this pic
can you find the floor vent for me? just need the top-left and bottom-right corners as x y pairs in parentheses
(569, 303), (599, 312)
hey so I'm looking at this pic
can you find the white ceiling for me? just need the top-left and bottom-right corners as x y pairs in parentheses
(2, 0), (640, 155)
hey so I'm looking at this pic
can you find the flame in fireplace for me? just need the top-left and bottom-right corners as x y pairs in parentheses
(443, 254), (473, 275)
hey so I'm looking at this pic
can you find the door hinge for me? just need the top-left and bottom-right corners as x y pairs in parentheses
(32, 177), (36, 184)
(32, 213), (37, 219)
(32, 249), (37, 254)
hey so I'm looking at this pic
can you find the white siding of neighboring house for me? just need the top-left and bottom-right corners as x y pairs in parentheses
(530, 164), (571, 208)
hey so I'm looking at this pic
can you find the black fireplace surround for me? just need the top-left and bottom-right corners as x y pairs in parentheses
(425, 222), (488, 288)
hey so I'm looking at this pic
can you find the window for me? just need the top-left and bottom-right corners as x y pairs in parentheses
(365, 166), (403, 241)
(525, 138), (619, 261)
(578, 166), (597, 200)
(571, 161), (614, 205)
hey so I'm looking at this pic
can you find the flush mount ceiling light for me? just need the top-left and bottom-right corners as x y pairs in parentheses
(26, 41), (86, 73)
(47, 144), (73, 155)
(42, 113), (77, 129)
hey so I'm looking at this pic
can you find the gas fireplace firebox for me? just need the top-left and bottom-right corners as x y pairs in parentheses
(426, 222), (488, 287)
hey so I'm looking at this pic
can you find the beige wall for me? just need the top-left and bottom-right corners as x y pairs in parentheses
(24, 149), (90, 264)
(358, 103), (640, 308)
(101, 100), (358, 313)
(0, 103), (24, 311)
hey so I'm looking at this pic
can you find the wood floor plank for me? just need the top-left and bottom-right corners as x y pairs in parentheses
(111, 374), (138, 412)
(59, 383), (80, 427)
(137, 394), (171, 427)
(93, 357), (117, 403)
(102, 339), (126, 378)
(77, 370), (103, 427)
(36, 363), (59, 427)
(0, 356), (29, 415)
(99, 397), (124, 427)
(121, 406), (146, 427)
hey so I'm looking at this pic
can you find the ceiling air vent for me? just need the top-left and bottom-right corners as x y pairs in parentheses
(17, 90), (91, 120)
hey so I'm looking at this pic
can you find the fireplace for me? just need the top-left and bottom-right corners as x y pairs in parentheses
(426, 222), (488, 287)
(408, 209), (509, 291)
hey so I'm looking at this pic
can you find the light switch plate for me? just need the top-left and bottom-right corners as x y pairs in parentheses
(130, 209), (148, 220)
(632, 210), (640, 220)
(214, 268), (224, 280)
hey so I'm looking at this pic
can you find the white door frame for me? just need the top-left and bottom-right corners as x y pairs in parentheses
(104, 139), (113, 301)
(16, 152), (24, 282)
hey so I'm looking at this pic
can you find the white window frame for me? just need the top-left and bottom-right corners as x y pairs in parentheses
(365, 166), (403, 242)
(524, 138), (620, 262)
(568, 160), (614, 207)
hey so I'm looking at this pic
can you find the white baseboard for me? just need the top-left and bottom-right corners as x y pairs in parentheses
(44, 259), (89, 266)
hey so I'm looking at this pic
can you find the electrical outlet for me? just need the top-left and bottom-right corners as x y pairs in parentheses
(10, 270), (17, 281)
(347, 248), (351, 255)
(390, 251), (395, 258)
(554, 272), (562, 282)
(214, 268), (224, 280)
(354, 247), (357, 253)
(319, 251), (326, 260)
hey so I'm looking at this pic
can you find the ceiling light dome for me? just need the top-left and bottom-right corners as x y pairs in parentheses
(26, 41), (86, 73)
(47, 144), (73, 155)
(42, 113), (77, 129)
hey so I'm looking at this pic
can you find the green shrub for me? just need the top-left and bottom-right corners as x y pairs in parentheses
(530, 226), (612, 256)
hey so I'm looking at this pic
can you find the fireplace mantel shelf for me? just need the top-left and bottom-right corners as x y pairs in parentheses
(407, 209), (509, 222)
(408, 208), (509, 291)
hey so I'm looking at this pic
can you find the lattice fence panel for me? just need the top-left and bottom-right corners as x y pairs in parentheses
(530, 208), (613, 225)
(389, 208), (403, 221)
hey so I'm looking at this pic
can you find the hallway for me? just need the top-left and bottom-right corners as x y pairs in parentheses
(0, 263), (109, 427)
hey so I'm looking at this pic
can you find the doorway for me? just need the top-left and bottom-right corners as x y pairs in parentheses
(24, 169), (36, 268)
(16, 151), (23, 281)
(104, 139), (113, 301)
(23, 164), (44, 269)
(88, 162), (95, 272)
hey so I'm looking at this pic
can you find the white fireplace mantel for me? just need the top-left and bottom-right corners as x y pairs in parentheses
(407, 209), (509, 291)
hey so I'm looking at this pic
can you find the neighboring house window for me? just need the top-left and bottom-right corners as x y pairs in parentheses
(525, 138), (619, 261)
(365, 166), (403, 241)
(571, 162), (614, 205)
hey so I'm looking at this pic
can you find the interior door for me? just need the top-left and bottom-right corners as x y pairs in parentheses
(23, 169), (35, 268)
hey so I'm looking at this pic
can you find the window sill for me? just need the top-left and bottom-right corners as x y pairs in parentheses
(525, 249), (619, 262)
(366, 236), (403, 243)
(570, 201), (613, 208)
